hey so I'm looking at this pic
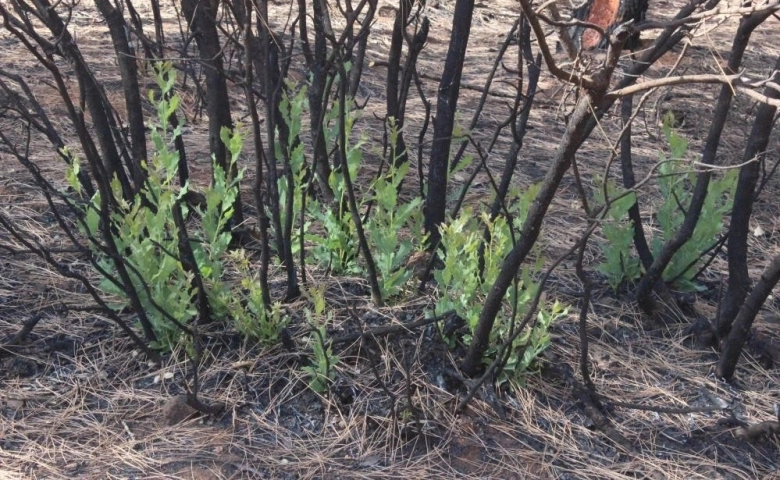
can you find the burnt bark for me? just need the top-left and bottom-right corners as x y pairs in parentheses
(181, 0), (244, 225)
(619, 93), (654, 270)
(257, 0), (300, 301)
(241, 0), (271, 307)
(487, 43), (541, 222)
(385, 1), (408, 138)
(462, 0), (632, 374)
(716, 55), (780, 338)
(424, 0), (475, 247)
(385, 1), (426, 168)
(94, 0), (147, 189)
(35, 0), (134, 199)
(716, 253), (780, 380)
(123, 0), (189, 187)
(449, 18), (518, 174)
(335, 62), (383, 306)
(1, 0), (134, 199)
(303, 0), (335, 201)
(345, 0), (377, 99)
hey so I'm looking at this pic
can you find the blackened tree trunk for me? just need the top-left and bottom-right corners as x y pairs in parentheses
(394, 16), (429, 167)
(181, 0), (244, 226)
(385, 0), (409, 166)
(619, 93), (654, 270)
(424, 0), (475, 246)
(385, 0), (426, 168)
(124, 0), (190, 187)
(257, 0), (300, 301)
(716, 55), (780, 338)
(716, 253), (780, 380)
(95, 0), (147, 190)
(29, 0), (134, 200)
(302, 0), (335, 202)
(345, 0), (377, 99)
(240, 0), (272, 308)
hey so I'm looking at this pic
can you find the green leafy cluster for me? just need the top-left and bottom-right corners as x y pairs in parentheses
(306, 199), (361, 275)
(229, 249), (287, 343)
(593, 178), (641, 291)
(305, 94), (364, 275)
(653, 116), (737, 290)
(300, 287), (339, 393)
(502, 300), (566, 385)
(302, 323), (339, 393)
(434, 185), (566, 381)
(67, 63), (285, 350)
(66, 65), (563, 380)
(596, 113), (737, 291)
(280, 92), (423, 299)
(364, 119), (426, 298)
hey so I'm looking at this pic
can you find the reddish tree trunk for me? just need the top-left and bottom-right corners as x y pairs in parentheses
(572, 0), (648, 50)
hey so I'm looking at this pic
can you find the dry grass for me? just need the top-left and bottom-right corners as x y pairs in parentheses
(2, 0), (780, 478)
